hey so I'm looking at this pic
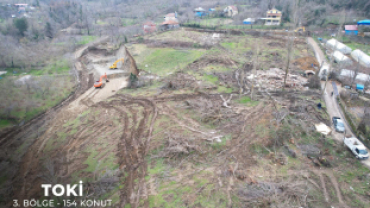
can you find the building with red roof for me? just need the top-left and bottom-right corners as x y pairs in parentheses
(143, 21), (157, 33)
(345, 25), (358, 36)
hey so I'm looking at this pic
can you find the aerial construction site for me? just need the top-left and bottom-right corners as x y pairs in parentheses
(1, 1), (370, 208)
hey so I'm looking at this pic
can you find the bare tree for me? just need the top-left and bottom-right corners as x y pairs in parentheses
(282, 0), (298, 91)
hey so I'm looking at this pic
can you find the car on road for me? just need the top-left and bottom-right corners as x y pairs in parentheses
(344, 137), (369, 160)
(332, 117), (345, 133)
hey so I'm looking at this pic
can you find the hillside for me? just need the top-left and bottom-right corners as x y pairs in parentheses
(0, 0), (370, 208)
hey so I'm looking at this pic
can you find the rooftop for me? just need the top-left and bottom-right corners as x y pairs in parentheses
(345, 25), (358, 30)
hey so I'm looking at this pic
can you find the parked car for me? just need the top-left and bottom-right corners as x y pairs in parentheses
(344, 137), (369, 160)
(332, 116), (345, 133)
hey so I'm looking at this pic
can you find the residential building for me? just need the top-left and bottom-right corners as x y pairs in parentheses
(224, 6), (238, 17)
(345, 25), (358, 35)
(14, 3), (28, 7)
(194, 7), (207, 17)
(264, 8), (282, 25)
(161, 20), (180, 30)
(164, 12), (178, 22)
(143, 21), (157, 33)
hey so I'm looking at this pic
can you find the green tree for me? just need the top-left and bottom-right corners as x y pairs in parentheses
(14, 18), (28, 36)
(45, 22), (53, 38)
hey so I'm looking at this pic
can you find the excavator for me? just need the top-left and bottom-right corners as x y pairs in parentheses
(94, 73), (109, 88)
(109, 58), (124, 69)
(294, 26), (306, 32)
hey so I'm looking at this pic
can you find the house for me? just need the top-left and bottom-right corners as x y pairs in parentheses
(345, 25), (358, 35)
(161, 20), (180, 30)
(264, 8), (282, 25)
(164, 12), (178, 22)
(18, 7), (26, 13)
(143, 21), (157, 33)
(224, 6), (238, 17)
(194, 7), (207, 17)
(14, 3), (28, 7)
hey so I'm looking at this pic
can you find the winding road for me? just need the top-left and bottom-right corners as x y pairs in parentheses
(308, 37), (370, 169)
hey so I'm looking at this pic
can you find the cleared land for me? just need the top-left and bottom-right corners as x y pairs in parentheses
(1, 29), (370, 208)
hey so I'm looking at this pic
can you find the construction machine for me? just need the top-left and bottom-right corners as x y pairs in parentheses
(294, 26), (306, 32)
(94, 73), (109, 88)
(109, 58), (124, 69)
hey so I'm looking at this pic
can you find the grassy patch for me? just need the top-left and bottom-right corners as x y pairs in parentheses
(346, 42), (370, 56)
(0, 119), (12, 130)
(203, 65), (233, 72)
(77, 36), (97, 45)
(217, 86), (233, 93)
(187, 18), (232, 27)
(236, 96), (259, 107)
(96, 20), (108, 25)
(211, 135), (231, 150)
(0, 64), (75, 123)
(139, 49), (205, 76)
(121, 18), (138, 26)
(203, 74), (219, 84)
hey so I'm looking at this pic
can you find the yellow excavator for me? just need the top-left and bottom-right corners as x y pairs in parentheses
(294, 26), (306, 32)
(109, 58), (124, 69)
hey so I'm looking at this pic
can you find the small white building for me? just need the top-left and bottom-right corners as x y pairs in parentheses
(224, 6), (238, 17)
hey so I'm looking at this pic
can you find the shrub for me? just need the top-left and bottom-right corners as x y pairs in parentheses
(137, 37), (144, 43)
(308, 75), (320, 89)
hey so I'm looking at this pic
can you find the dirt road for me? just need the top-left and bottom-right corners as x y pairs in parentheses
(68, 77), (129, 111)
(308, 37), (370, 169)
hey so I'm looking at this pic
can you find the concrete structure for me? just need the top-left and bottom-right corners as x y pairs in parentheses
(345, 25), (358, 35)
(351, 49), (370, 68)
(263, 8), (282, 25)
(143, 21), (157, 33)
(326, 39), (352, 55)
(224, 6), (238, 17)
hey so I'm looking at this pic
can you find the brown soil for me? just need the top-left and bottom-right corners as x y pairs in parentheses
(293, 56), (320, 71)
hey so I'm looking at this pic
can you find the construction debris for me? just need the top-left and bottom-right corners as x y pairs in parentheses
(315, 123), (332, 135)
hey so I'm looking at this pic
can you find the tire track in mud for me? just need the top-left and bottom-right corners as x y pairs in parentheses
(99, 95), (157, 208)
(311, 170), (348, 208)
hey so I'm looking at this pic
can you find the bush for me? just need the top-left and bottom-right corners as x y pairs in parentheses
(13, 18), (28, 36)
(137, 37), (144, 43)
(307, 75), (320, 89)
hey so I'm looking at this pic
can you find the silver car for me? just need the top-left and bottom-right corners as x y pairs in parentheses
(332, 117), (345, 133)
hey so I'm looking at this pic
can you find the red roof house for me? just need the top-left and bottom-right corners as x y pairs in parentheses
(143, 21), (157, 33)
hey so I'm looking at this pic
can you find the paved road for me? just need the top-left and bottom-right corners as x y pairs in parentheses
(308, 37), (370, 169)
